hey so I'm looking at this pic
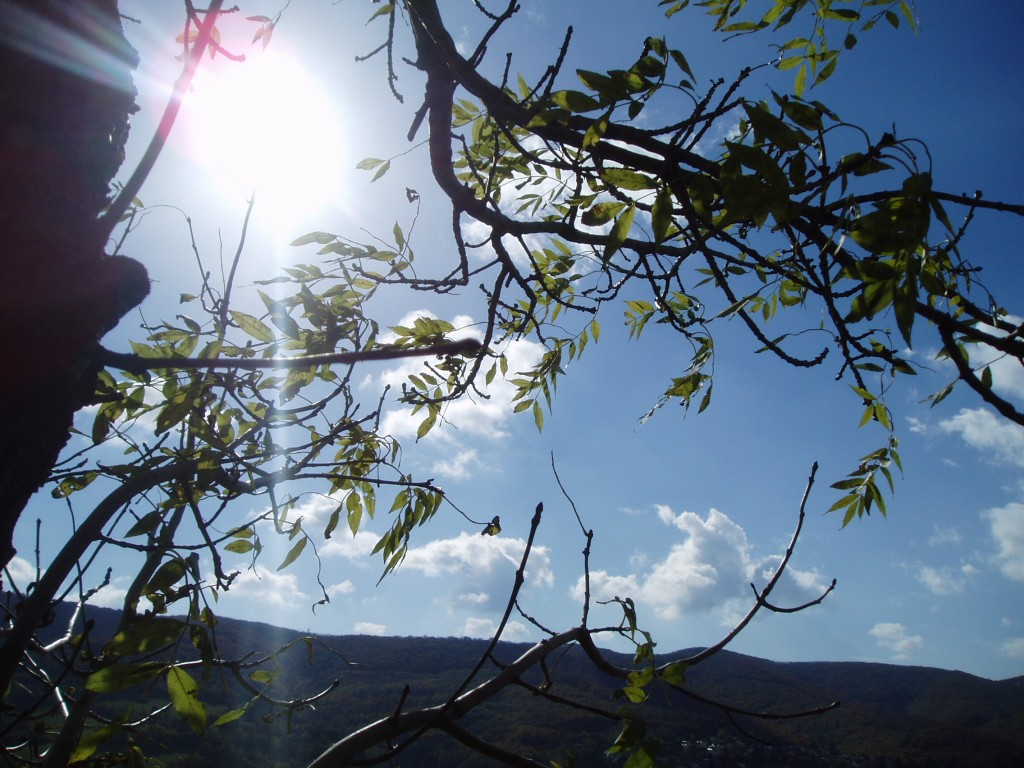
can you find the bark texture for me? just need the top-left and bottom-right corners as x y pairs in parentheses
(0, 0), (147, 568)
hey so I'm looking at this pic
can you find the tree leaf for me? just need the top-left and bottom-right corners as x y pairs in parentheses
(277, 537), (307, 571)
(167, 667), (207, 735)
(105, 619), (184, 656)
(581, 201), (626, 227)
(85, 662), (164, 692)
(125, 511), (162, 538)
(651, 185), (674, 242)
(604, 203), (636, 262)
(602, 168), (657, 191)
(229, 310), (275, 343)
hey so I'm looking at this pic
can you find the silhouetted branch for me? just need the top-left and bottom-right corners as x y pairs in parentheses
(680, 462), (823, 667)
(96, 338), (483, 373)
(100, 0), (225, 236)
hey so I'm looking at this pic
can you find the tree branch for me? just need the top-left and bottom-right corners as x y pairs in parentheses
(96, 338), (483, 373)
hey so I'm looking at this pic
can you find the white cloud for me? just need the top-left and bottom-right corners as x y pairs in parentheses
(355, 621), (386, 636)
(937, 408), (1024, 468)
(985, 502), (1024, 581)
(399, 532), (553, 615)
(402, 532), (553, 588)
(455, 591), (489, 607)
(571, 508), (826, 621)
(461, 617), (531, 641)
(654, 504), (676, 525)
(327, 580), (356, 598)
(431, 449), (482, 481)
(1001, 637), (1024, 659)
(968, 317), (1024, 402)
(917, 565), (967, 595)
(227, 566), (307, 607)
(928, 526), (962, 547)
(870, 622), (924, 658)
(321, 530), (380, 561)
(3, 556), (38, 588)
(282, 494), (344, 529)
(86, 583), (130, 609)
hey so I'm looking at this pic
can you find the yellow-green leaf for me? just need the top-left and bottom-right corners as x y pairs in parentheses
(229, 310), (275, 343)
(167, 667), (207, 735)
(276, 537), (307, 571)
(604, 203), (636, 262)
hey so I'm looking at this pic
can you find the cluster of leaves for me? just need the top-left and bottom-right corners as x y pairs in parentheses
(338, 0), (1022, 534)
(2, 210), (480, 762)
(8, 1), (1023, 766)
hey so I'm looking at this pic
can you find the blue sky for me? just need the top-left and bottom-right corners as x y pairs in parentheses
(10, 1), (1024, 682)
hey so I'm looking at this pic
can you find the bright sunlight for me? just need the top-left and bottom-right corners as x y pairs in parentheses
(183, 46), (347, 230)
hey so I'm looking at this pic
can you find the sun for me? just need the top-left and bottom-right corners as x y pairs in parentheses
(182, 46), (347, 228)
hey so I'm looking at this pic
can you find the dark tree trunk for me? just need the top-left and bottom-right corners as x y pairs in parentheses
(0, 0), (148, 568)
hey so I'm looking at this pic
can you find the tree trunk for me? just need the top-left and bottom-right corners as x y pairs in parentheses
(0, 0), (147, 569)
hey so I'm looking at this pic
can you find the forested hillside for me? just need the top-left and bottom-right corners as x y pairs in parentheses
(13, 600), (1023, 767)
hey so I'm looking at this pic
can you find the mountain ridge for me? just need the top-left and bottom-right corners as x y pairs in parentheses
(10, 599), (1024, 766)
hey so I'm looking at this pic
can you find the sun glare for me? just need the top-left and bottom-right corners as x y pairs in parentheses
(183, 48), (347, 229)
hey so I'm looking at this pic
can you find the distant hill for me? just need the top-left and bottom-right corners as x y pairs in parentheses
(12, 600), (1024, 767)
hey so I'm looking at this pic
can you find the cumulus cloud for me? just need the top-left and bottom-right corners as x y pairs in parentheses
(327, 580), (356, 598)
(916, 565), (969, 595)
(321, 530), (380, 561)
(571, 507), (826, 621)
(1001, 637), (1024, 659)
(455, 592), (490, 607)
(226, 566), (308, 607)
(282, 494), (345, 529)
(403, 532), (553, 587)
(355, 622), (386, 636)
(431, 450), (482, 480)
(401, 533), (553, 614)
(937, 408), (1024, 468)
(461, 617), (531, 641)
(86, 583), (130, 609)
(3, 556), (38, 588)
(870, 622), (924, 658)
(985, 502), (1024, 581)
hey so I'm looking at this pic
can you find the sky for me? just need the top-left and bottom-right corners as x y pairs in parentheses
(8, 1), (1024, 682)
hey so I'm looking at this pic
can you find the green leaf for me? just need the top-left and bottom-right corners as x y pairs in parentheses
(371, 159), (391, 182)
(105, 619), (184, 656)
(290, 231), (335, 246)
(794, 62), (808, 97)
(146, 558), (187, 595)
(213, 708), (247, 727)
(125, 511), (163, 538)
(660, 661), (687, 686)
(229, 311), (275, 343)
(225, 539), (255, 554)
(550, 89), (601, 113)
(69, 725), (119, 763)
(651, 185), (674, 242)
(604, 203), (636, 262)
(580, 201), (626, 226)
(602, 168), (657, 191)
(167, 667), (207, 735)
(366, 2), (394, 23)
(85, 662), (165, 692)
(277, 537), (307, 571)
